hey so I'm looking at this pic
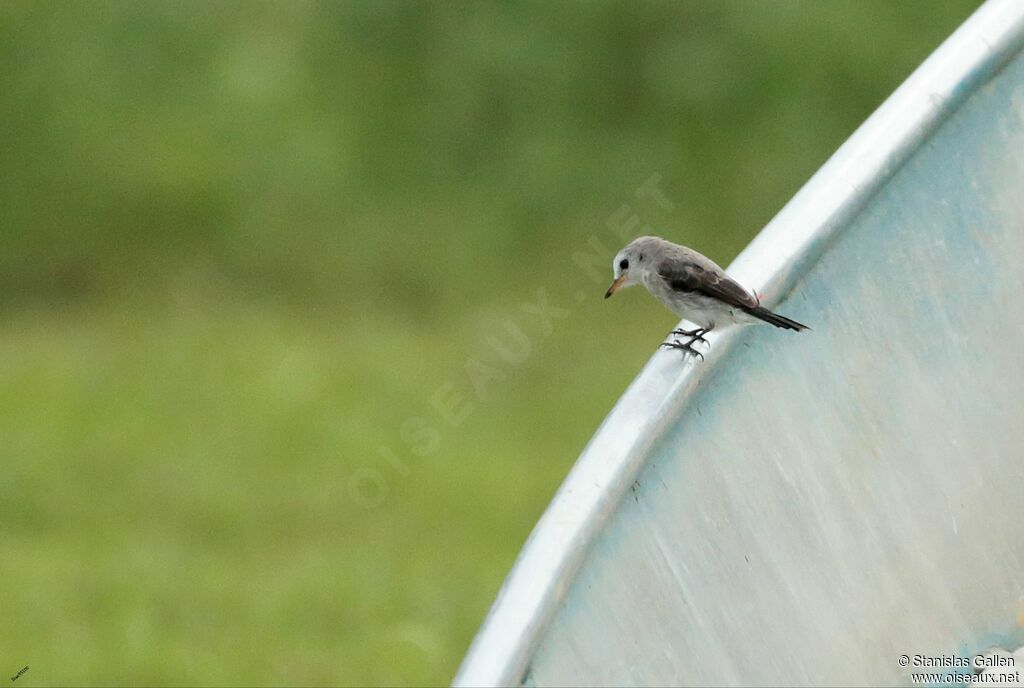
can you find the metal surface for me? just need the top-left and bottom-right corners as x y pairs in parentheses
(454, 1), (1024, 685)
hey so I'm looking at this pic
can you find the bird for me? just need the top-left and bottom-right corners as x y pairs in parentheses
(604, 235), (808, 359)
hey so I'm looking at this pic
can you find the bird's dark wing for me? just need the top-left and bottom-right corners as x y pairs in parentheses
(657, 258), (757, 309)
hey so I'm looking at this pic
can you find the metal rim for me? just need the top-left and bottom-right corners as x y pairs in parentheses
(453, 1), (1024, 684)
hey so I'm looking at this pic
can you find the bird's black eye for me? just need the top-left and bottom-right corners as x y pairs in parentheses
(619, 259), (629, 270)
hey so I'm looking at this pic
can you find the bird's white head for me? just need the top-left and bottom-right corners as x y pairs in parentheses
(605, 236), (661, 299)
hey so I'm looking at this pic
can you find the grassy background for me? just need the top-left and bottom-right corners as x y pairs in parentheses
(0, 2), (979, 685)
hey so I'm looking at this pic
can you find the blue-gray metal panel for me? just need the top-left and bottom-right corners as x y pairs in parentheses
(455, 1), (1024, 685)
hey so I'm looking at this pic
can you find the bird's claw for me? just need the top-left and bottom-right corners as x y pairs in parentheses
(660, 338), (705, 361)
(670, 328), (708, 346)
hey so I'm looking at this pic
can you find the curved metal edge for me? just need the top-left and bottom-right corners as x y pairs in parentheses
(453, 2), (1024, 685)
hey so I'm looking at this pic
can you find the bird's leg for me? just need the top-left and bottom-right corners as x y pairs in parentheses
(669, 327), (708, 346)
(660, 338), (705, 361)
(662, 324), (714, 360)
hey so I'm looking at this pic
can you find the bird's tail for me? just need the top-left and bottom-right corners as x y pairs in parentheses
(742, 305), (809, 331)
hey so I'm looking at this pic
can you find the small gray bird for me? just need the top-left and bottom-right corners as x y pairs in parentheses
(605, 236), (807, 358)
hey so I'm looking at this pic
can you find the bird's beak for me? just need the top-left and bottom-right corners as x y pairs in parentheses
(604, 275), (626, 299)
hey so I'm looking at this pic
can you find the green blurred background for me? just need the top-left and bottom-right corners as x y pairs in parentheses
(0, 1), (980, 685)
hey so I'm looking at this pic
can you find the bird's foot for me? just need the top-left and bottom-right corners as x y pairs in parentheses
(660, 338), (706, 361)
(669, 327), (708, 346)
